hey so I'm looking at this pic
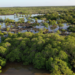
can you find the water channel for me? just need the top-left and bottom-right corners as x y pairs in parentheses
(1, 62), (50, 75)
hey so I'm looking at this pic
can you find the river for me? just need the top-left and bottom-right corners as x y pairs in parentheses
(1, 62), (50, 75)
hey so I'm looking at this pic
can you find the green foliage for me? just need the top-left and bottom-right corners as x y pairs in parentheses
(61, 29), (66, 32)
(0, 6), (75, 15)
(0, 25), (1, 29)
(32, 23), (39, 26)
(35, 18), (38, 23)
(0, 31), (75, 74)
(57, 19), (67, 24)
(0, 32), (4, 36)
(33, 52), (45, 69)
(49, 20), (56, 25)
(27, 21), (30, 24)
(6, 27), (10, 32)
(3, 32), (7, 35)
(0, 70), (2, 73)
(43, 22), (49, 28)
(47, 58), (74, 75)
(45, 13), (59, 20)
(0, 6), (75, 74)
(68, 26), (75, 32)
(5, 18), (15, 23)
(58, 50), (68, 61)
(2, 42), (11, 48)
(6, 48), (22, 62)
(58, 23), (64, 28)
(0, 46), (7, 55)
(0, 66), (1, 69)
(71, 59), (75, 68)
(0, 57), (6, 66)
(18, 18), (24, 23)
(56, 30), (61, 34)
(0, 18), (4, 22)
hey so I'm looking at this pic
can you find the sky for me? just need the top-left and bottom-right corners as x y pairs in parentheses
(0, 0), (75, 7)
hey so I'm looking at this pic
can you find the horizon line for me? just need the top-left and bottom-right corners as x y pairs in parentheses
(0, 5), (75, 8)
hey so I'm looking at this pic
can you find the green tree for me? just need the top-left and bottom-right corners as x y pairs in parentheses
(58, 23), (64, 30)
(33, 52), (45, 69)
(0, 46), (7, 56)
(0, 57), (6, 66)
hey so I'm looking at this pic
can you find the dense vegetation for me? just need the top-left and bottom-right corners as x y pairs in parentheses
(0, 6), (75, 75)
(0, 6), (75, 33)
(0, 6), (75, 15)
(68, 26), (75, 32)
(34, 10), (75, 25)
(0, 31), (75, 75)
